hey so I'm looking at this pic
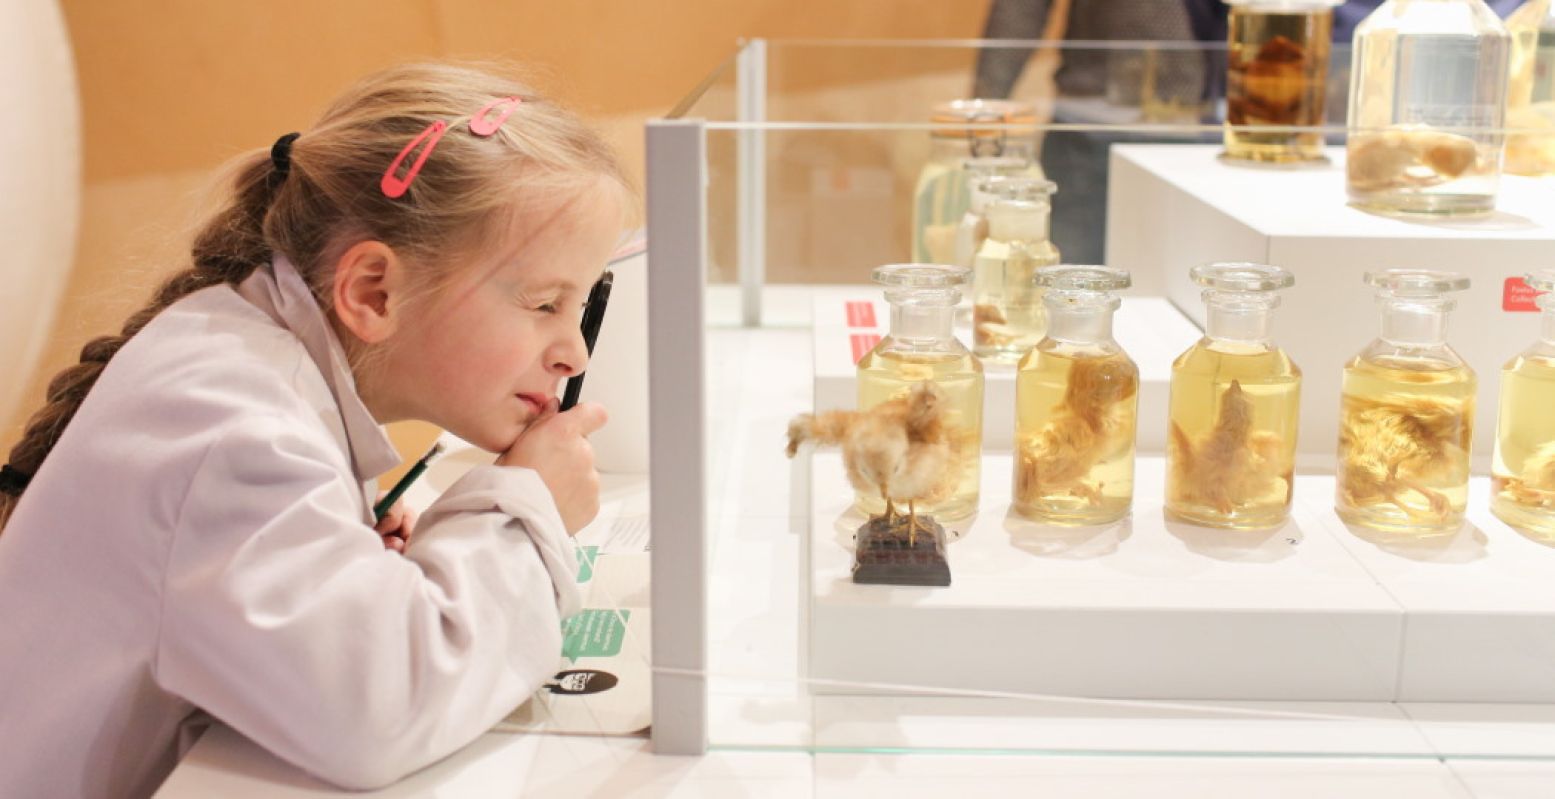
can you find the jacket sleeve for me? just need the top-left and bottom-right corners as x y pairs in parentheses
(154, 413), (580, 790)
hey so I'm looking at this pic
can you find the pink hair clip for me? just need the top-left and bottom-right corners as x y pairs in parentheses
(470, 96), (522, 137)
(380, 120), (448, 199)
(379, 96), (524, 199)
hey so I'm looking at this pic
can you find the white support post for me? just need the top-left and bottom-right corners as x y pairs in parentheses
(736, 38), (767, 328)
(645, 118), (709, 756)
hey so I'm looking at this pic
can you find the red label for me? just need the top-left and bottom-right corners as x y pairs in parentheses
(844, 301), (877, 328)
(1504, 277), (1544, 312)
(849, 333), (881, 364)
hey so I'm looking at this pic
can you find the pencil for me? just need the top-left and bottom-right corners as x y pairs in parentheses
(373, 441), (445, 523)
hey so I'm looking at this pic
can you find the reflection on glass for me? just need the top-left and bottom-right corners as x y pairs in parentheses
(972, 177), (1060, 362)
(912, 99), (1040, 265)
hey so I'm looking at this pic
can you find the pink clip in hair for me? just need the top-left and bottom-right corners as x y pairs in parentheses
(470, 96), (522, 137)
(380, 120), (449, 199)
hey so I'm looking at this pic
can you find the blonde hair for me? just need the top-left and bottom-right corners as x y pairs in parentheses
(0, 61), (633, 532)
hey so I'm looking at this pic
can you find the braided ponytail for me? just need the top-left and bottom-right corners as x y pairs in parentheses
(0, 151), (282, 532)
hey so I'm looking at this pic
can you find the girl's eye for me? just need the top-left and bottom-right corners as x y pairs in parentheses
(536, 303), (558, 314)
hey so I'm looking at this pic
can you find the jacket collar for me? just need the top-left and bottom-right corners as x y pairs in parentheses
(236, 254), (402, 482)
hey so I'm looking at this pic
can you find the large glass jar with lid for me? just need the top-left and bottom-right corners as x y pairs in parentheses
(1224, 0), (1343, 163)
(1345, 0), (1511, 214)
(912, 99), (1041, 266)
(855, 265), (985, 526)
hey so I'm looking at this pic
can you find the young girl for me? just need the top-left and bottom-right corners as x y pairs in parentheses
(0, 62), (630, 797)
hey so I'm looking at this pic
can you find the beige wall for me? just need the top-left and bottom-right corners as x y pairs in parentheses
(6, 0), (990, 475)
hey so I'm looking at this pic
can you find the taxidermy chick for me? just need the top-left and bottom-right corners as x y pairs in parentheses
(1339, 392), (1470, 523)
(786, 380), (970, 542)
(1168, 380), (1289, 514)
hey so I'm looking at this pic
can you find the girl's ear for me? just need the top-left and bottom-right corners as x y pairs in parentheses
(331, 240), (404, 344)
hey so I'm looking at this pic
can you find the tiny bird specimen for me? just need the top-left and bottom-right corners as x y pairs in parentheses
(1338, 392), (1471, 524)
(1015, 353), (1136, 507)
(786, 380), (971, 544)
(1167, 380), (1290, 515)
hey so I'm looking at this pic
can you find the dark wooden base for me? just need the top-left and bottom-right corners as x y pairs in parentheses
(852, 514), (951, 587)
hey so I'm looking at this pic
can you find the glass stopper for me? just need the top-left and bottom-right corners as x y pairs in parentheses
(1191, 262), (1295, 292)
(1036, 265), (1132, 293)
(871, 263), (971, 288)
(983, 175), (1058, 202)
(1363, 269), (1471, 297)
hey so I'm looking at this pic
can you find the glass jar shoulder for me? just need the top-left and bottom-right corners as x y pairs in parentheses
(1351, 339), (1475, 377)
(1020, 337), (1136, 372)
(1172, 337), (1302, 383)
(1356, 0), (1510, 37)
(859, 342), (983, 377)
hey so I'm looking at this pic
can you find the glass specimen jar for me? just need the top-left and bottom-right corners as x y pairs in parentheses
(1491, 269), (1555, 539)
(855, 264), (985, 524)
(1165, 263), (1302, 530)
(952, 163), (1028, 269)
(1223, 0), (1342, 163)
(1505, 0), (1555, 175)
(971, 177), (1061, 362)
(912, 99), (1040, 265)
(1336, 270), (1475, 535)
(1013, 266), (1138, 526)
(1346, 0), (1511, 215)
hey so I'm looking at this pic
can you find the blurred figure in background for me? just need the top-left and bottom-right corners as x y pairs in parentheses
(973, 0), (1230, 263)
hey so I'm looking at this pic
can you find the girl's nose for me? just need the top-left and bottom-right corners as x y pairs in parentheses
(549, 327), (589, 376)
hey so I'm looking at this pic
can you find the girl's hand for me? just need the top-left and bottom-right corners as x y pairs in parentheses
(498, 399), (608, 535)
(373, 496), (419, 553)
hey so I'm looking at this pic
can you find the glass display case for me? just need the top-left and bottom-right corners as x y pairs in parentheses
(643, 38), (1555, 763)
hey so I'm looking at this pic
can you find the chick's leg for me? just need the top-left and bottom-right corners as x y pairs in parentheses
(907, 500), (919, 547)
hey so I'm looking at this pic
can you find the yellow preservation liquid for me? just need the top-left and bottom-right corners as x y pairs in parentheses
(1011, 266), (1137, 526)
(1224, 3), (1336, 163)
(1014, 348), (1137, 524)
(1167, 341), (1301, 529)
(1336, 356), (1475, 535)
(1492, 354), (1555, 538)
(855, 349), (984, 522)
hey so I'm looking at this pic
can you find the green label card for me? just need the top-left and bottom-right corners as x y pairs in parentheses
(561, 609), (631, 663)
(576, 546), (600, 583)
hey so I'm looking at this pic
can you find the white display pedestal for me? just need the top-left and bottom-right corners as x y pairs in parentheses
(809, 290), (1202, 452)
(1105, 144), (1555, 466)
(804, 450), (1555, 703)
